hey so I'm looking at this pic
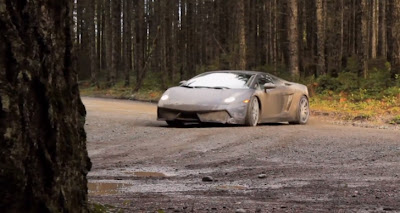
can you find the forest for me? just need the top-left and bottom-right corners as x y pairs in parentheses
(1, 1), (400, 212)
(77, 0), (400, 121)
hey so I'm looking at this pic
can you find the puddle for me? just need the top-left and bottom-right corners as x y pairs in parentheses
(88, 182), (133, 196)
(124, 171), (167, 177)
(216, 185), (246, 190)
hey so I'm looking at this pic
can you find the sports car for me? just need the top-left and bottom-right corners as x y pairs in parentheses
(157, 70), (310, 126)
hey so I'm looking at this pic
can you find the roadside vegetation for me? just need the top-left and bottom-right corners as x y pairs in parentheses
(306, 59), (400, 124)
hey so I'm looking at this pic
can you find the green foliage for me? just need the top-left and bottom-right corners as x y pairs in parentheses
(395, 74), (400, 87)
(363, 66), (392, 91)
(390, 115), (400, 124)
(382, 87), (400, 97)
(344, 56), (359, 74)
(348, 88), (368, 102)
(309, 58), (400, 123)
(337, 72), (359, 92)
(311, 57), (399, 102)
(315, 75), (340, 93)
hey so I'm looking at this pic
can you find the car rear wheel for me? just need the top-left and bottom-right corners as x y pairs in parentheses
(290, 96), (309, 125)
(245, 97), (260, 127)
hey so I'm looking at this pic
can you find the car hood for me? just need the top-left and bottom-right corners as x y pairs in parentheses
(158, 86), (253, 106)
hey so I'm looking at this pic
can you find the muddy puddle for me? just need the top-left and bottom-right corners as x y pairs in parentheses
(88, 182), (133, 196)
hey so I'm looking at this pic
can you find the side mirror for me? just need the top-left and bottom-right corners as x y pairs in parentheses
(179, 80), (188, 85)
(264, 83), (276, 90)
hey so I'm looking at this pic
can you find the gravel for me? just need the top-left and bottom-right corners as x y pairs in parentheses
(84, 97), (400, 212)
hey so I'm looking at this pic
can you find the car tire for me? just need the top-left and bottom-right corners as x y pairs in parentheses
(245, 97), (260, 127)
(290, 95), (309, 125)
(166, 120), (184, 127)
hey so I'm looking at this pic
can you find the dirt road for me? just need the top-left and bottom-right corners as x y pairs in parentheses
(84, 97), (400, 212)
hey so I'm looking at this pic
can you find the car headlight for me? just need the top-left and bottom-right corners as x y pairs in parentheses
(161, 94), (169, 101)
(224, 97), (236, 103)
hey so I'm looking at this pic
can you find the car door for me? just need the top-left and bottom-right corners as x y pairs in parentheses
(256, 75), (284, 121)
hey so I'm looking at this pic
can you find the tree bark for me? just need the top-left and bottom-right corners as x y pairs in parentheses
(358, 0), (368, 78)
(111, 0), (121, 85)
(123, 0), (132, 86)
(378, 0), (387, 58)
(96, 0), (102, 78)
(387, 0), (400, 78)
(316, 0), (326, 75)
(332, 0), (344, 75)
(0, 0), (91, 212)
(104, 0), (112, 84)
(305, 0), (316, 76)
(370, 0), (378, 59)
(134, 0), (145, 84)
(287, 0), (300, 78)
(237, 0), (247, 70)
(86, 0), (98, 86)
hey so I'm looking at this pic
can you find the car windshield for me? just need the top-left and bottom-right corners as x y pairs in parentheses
(185, 72), (253, 89)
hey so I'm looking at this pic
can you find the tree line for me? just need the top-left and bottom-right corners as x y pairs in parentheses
(75, 0), (400, 90)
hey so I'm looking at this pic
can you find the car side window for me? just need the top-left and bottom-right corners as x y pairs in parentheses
(256, 76), (273, 90)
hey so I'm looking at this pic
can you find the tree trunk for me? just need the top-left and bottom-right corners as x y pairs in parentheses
(287, 0), (300, 78)
(134, 0), (145, 84)
(358, 0), (368, 78)
(96, 0), (102, 78)
(166, 0), (176, 83)
(316, 0), (326, 75)
(111, 0), (121, 85)
(237, 0), (247, 70)
(186, 0), (195, 76)
(332, 0), (344, 76)
(101, 0), (107, 70)
(123, 0), (132, 86)
(77, 0), (83, 46)
(86, 0), (98, 86)
(378, 0), (387, 58)
(0, 0), (91, 212)
(370, 0), (378, 59)
(387, 0), (400, 78)
(104, 0), (112, 84)
(305, 0), (316, 76)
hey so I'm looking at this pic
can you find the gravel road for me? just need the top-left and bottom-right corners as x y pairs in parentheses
(83, 97), (400, 212)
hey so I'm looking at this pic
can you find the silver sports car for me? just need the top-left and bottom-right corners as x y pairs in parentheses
(157, 70), (310, 126)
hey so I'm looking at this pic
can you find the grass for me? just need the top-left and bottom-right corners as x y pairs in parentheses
(310, 91), (400, 123)
(390, 115), (400, 124)
(80, 81), (162, 102)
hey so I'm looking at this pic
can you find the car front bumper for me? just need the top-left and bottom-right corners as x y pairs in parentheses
(157, 103), (248, 124)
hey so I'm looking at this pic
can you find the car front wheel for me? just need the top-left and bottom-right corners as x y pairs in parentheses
(245, 97), (260, 127)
